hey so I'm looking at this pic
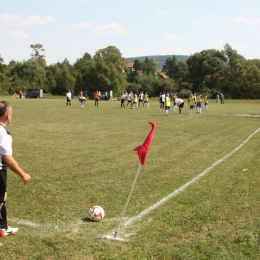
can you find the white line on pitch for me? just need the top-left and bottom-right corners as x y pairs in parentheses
(112, 127), (260, 236)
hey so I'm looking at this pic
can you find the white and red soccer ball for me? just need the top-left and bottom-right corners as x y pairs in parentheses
(88, 206), (105, 222)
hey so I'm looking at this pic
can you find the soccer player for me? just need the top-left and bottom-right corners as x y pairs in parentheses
(126, 91), (132, 108)
(165, 93), (171, 116)
(0, 101), (31, 237)
(160, 92), (165, 111)
(120, 92), (126, 108)
(94, 91), (100, 107)
(196, 93), (203, 113)
(175, 98), (185, 115)
(66, 89), (72, 108)
(173, 92), (178, 111)
(204, 95), (209, 110)
(144, 92), (149, 108)
(138, 91), (144, 107)
(132, 93), (138, 109)
(188, 93), (195, 115)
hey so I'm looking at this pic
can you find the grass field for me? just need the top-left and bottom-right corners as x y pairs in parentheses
(0, 96), (259, 259)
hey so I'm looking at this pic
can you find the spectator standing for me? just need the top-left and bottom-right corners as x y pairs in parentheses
(216, 94), (219, 103)
(220, 93), (224, 104)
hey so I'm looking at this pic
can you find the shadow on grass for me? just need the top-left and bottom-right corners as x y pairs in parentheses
(81, 217), (92, 223)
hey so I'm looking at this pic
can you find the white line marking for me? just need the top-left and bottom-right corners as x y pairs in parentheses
(9, 128), (260, 238)
(123, 127), (260, 227)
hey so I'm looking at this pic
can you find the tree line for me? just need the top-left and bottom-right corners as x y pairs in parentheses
(0, 43), (260, 99)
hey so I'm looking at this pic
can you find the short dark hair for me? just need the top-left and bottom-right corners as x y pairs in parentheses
(0, 101), (11, 117)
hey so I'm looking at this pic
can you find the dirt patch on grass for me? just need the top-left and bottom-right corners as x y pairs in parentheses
(235, 114), (260, 118)
(222, 114), (260, 118)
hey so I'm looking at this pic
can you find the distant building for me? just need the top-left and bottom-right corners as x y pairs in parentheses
(127, 62), (135, 72)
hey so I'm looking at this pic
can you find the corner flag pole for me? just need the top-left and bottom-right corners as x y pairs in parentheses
(114, 162), (142, 238)
(113, 122), (156, 238)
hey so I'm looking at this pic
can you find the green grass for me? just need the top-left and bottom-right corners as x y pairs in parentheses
(0, 97), (259, 259)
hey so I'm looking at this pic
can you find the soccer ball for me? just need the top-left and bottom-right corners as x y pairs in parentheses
(88, 206), (105, 222)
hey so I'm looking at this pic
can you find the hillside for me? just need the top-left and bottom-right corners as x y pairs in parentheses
(126, 55), (190, 70)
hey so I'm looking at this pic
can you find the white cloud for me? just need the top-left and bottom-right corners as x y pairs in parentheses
(70, 22), (91, 29)
(0, 13), (55, 26)
(155, 10), (168, 15)
(93, 22), (127, 35)
(19, 15), (56, 26)
(9, 30), (29, 38)
(232, 16), (260, 25)
(164, 34), (181, 41)
(0, 13), (22, 22)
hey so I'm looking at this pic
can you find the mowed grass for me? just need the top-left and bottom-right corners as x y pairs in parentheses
(0, 97), (259, 259)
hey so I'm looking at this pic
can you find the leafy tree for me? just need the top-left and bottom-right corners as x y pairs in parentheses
(8, 60), (46, 92)
(0, 55), (5, 74)
(30, 43), (46, 66)
(61, 58), (71, 70)
(162, 55), (177, 78)
(74, 52), (92, 71)
(93, 46), (127, 95)
(94, 46), (127, 69)
(52, 64), (75, 95)
(186, 49), (227, 96)
(142, 57), (157, 75)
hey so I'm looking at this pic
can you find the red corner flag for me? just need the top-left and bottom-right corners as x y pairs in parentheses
(133, 122), (156, 165)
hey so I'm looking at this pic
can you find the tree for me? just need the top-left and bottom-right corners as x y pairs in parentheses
(94, 46), (127, 69)
(0, 55), (5, 73)
(162, 55), (177, 78)
(30, 43), (46, 66)
(61, 58), (70, 69)
(186, 49), (227, 96)
(92, 46), (127, 94)
(52, 64), (75, 95)
(8, 60), (46, 92)
(142, 57), (157, 75)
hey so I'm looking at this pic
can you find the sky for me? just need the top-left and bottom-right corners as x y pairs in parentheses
(1, 0), (260, 65)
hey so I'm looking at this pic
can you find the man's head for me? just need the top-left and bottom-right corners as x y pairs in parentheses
(0, 101), (12, 125)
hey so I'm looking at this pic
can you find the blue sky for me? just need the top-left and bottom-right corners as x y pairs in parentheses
(1, 0), (260, 65)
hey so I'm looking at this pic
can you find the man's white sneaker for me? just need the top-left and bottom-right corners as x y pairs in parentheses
(5, 227), (18, 235)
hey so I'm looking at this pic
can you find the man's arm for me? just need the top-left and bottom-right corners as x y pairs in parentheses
(2, 155), (31, 184)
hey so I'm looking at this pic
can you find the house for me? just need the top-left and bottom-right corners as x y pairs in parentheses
(155, 71), (169, 79)
(127, 62), (135, 72)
